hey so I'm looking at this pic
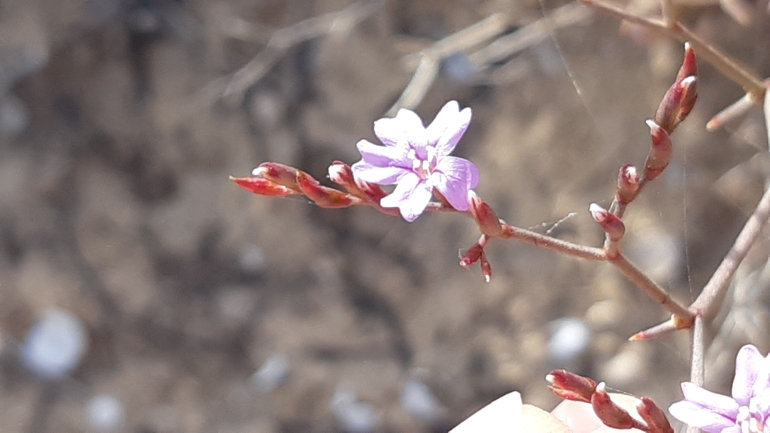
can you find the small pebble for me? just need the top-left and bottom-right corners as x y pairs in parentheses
(238, 244), (266, 274)
(22, 309), (88, 379)
(86, 394), (125, 432)
(251, 354), (289, 393)
(548, 318), (591, 362)
(400, 379), (443, 423)
(0, 95), (28, 137)
(330, 388), (379, 433)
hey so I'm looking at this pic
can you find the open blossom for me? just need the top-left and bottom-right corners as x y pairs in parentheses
(669, 344), (770, 432)
(351, 101), (479, 222)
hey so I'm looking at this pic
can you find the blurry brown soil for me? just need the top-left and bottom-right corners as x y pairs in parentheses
(0, 0), (769, 432)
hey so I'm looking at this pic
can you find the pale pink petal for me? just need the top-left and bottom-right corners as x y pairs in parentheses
(430, 105), (471, 157)
(379, 173), (430, 222)
(351, 162), (409, 185)
(733, 345), (763, 405)
(374, 109), (427, 149)
(432, 156), (479, 211)
(668, 400), (735, 433)
(426, 101), (460, 144)
(450, 392), (522, 433)
(356, 140), (410, 167)
(681, 382), (739, 419)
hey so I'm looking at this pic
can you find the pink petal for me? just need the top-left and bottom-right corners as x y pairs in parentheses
(681, 382), (739, 419)
(379, 173), (431, 222)
(351, 162), (409, 185)
(356, 140), (410, 167)
(432, 156), (479, 211)
(733, 345), (763, 405)
(426, 102), (471, 157)
(373, 109), (427, 149)
(668, 400), (735, 432)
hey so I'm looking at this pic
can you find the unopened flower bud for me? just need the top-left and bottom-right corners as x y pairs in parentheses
(253, 162), (301, 191)
(591, 383), (646, 430)
(296, 170), (357, 209)
(589, 203), (625, 242)
(644, 120), (672, 181)
(636, 397), (674, 433)
(616, 164), (640, 205)
(469, 191), (503, 237)
(230, 176), (298, 197)
(479, 251), (492, 283)
(459, 243), (484, 268)
(546, 370), (597, 403)
(328, 161), (387, 202)
(675, 43), (697, 83)
(655, 44), (698, 133)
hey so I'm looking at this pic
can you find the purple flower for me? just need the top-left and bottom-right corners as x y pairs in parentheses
(669, 344), (770, 432)
(351, 101), (479, 222)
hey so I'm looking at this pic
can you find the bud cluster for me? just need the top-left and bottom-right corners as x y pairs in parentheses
(547, 370), (673, 433)
(232, 161), (392, 209)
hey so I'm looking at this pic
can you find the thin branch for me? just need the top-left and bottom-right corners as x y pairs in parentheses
(610, 253), (694, 320)
(500, 224), (607, 261)
(689, 182), (770, 319)
(691, 316), (705, 385)
(580, 0), (766, 101)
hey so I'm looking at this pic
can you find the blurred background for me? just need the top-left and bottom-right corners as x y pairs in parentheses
(0, 0), (769, 431)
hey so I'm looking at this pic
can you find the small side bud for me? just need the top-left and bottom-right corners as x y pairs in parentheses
(676, 43), (698, 83)
(253, 162), (301, 191)
(636, 397), (674, 433)
(591, 383), (647, 430)
(469, 191), (503, 237)
(589, 203), (625, 242)
(546, 370), (597, 403)
(328, 161), (387, 202)
(460, 243), (484, 268)
(616, 164), (640, 205)
(643, 120), (672, 181)
(479, 251), (492, 283)
(230, 176), (298, 197)
(296, 171), (357, 209)
(676, 76), (697, 125)
(654, 44), (698, 133)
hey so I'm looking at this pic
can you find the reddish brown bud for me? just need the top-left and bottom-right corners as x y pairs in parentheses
(675, 42), (697, 83)
(546, 370), (597, 403)
(591, 383), (647, 430)
(296, 171), (357, 209)
(460, 243), (484, 268)
(589, 203), (625, 242)
(676, 76), (697, 125)
(616, 164), (640, 205)
(253, 162), (301, 191)
(328, 161), (387, 202)
(655, 45), (698, 133)
(479, 251), (492, 283)
(636, 397), (674, 433)
(644, 120), (672, 181)
(469, 191), (503, 237)
(230, 176), (298, 197)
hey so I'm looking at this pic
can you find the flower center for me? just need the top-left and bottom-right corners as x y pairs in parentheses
(738, 404), (765, 433)
(408, 146), (437, 180)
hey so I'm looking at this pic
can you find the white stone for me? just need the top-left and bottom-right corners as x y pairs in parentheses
(400, 380), (443, 423)
(548, 318), (591, 362)
(22, 309), (88, 379)
(251, 354), (289, 393)
(86, 394), (125, 431)
(330, 388), (379, 433)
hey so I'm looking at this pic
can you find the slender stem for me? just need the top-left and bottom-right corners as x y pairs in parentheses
(689, 185), (770, 319)
(500, 224), (607, 260)
(610, 253), (694, 320)
(579, 0), (766, 100)
(690, 316), (705, 385)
